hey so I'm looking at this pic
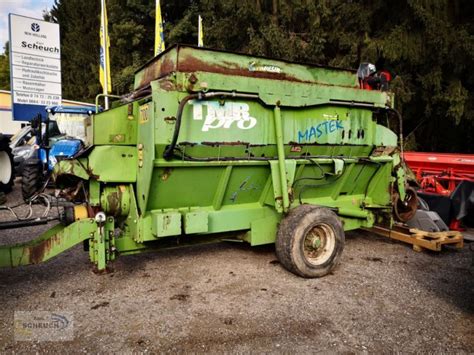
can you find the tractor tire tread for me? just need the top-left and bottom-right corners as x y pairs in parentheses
(22, 164), (41, 200)
(275, 205), (344, 278)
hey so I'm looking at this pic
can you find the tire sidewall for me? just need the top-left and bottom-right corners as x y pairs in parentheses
(289, 208), (345, 277)
(0, 135), (14, 193)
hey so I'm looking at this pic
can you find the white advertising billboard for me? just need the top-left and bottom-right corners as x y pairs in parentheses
(9, 14), (61, 121)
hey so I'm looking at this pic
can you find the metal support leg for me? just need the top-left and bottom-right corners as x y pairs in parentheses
(95, 222), (107, 271)
(273, 105), (290, 212)
(90, 213), (115, 271)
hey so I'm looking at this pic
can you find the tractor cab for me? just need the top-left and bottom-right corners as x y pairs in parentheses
(44, 105), (94, 170)
(18, 105), (96, 200)
(46, 105), (94, 145)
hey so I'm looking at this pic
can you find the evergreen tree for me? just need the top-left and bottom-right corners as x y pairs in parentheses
(0, 42), (10, 90)
(3, 0), (471, 151)
(49, 0), (102, 102)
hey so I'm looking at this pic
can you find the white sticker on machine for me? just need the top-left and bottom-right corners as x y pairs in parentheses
(189, 101), (257, 132)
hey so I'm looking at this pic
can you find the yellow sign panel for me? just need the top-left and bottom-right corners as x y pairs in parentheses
(139, 104), (150, 124)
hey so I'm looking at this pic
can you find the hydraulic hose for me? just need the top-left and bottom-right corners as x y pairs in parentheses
(385, 107), (404, 157)
(163, 91), (260, 160)
(0, 217), (56, 230)
(397, 110), (404, 156)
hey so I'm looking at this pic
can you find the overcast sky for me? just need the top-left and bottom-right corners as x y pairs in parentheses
(1, 0), (54, 53)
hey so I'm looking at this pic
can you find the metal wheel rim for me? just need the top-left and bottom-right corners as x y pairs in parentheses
(303, 223), (336, 266)
(0, 151), (12, 184)
(394, 188), (417, 222)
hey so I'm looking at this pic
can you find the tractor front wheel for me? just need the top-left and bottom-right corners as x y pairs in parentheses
(0, 134), (14, 194)
(276, 205), (345, 278)
(22, 160), (42, 201)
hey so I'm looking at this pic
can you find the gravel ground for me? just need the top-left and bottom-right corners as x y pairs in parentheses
(0, 180), (473, 352)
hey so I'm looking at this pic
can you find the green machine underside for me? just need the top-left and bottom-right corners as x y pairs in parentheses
(0, 45), (407, 270)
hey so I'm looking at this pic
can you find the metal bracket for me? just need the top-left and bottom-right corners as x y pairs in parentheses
(270, 160), (296, 213)
(396, 167), (406, 201)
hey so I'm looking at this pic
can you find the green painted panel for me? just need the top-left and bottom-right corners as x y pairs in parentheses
(93, 103), (137, 145)
(178, 71), (390, 108)
(184, 210), (209, 234)
(366, 163), (392, 205)
(222, 166), (269, 206)
(53, 158), (89, 181)
(206, 204), (276, 234)
(89, 180), (100, 206)
(152, 211), (181, 237)
(248, 212), (280, 246)
(137, 100), (155, 213)
(138, 213), (153, 242)
(162, 98), (378, 147)
(375, 125), (398, 146)
(149, 166), (223, 209)
(88, 146), (137, 182)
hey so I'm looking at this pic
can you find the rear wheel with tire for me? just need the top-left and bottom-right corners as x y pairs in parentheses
(0, 134), (14, 194)
(276, 205), (345, 278)
(22, 160), (42, 201)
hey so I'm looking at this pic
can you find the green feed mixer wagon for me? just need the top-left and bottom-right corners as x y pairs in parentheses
(0, 45), (417, 277)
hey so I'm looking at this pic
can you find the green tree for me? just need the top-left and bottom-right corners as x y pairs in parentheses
(0, 42), (10, 90)
(49, 0), (102, 102)
(46, 0), (474, 152)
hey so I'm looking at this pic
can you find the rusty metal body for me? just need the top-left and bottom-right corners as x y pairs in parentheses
(0, 45), (412, 275)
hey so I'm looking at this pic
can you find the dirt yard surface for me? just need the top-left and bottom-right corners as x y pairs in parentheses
(1, 181), (473, 352)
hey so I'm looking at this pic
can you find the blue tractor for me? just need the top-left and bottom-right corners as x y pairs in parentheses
(20, 105), (94, 200)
